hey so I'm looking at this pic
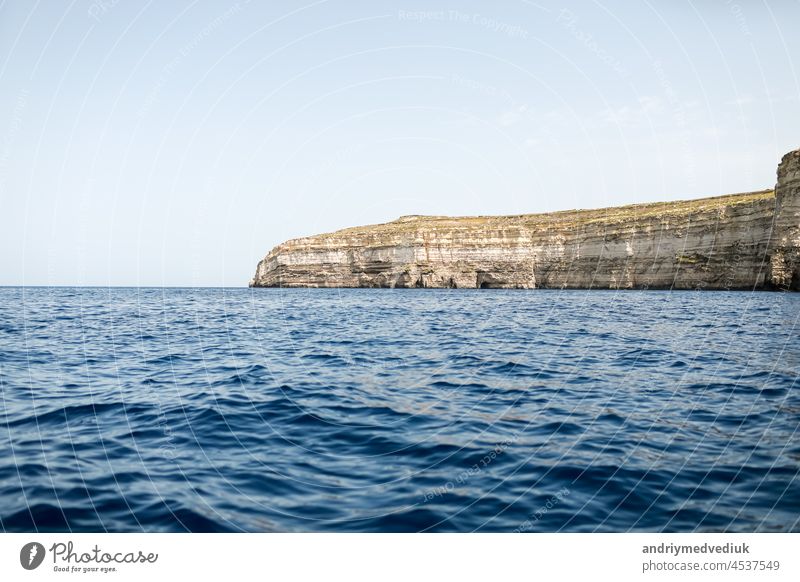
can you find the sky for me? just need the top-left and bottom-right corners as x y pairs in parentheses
(1, 0), (798, 287)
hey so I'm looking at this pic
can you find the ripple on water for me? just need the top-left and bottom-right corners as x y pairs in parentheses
(0, 287), (798, 532)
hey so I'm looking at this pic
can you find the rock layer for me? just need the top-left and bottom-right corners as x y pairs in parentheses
(251, 149), (800, 290)
(769, 149), (800, 290)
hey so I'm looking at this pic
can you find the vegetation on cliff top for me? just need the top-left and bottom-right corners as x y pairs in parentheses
(289, 189), (775, 243)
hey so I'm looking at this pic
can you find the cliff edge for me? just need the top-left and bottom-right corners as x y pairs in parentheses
(250, 149), (800, 290)
(769, 149), (800, 290)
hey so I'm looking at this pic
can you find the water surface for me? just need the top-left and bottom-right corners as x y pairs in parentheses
(1, 287), (798, 532)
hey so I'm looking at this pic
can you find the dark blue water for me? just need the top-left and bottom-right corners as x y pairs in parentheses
(1, 287), (798, 532)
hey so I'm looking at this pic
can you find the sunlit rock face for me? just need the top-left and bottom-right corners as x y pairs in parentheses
(251, 149), (799, 290)
(769, 149), (800, 290)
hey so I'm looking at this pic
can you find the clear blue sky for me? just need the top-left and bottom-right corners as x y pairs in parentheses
(1, 0), (798, 286)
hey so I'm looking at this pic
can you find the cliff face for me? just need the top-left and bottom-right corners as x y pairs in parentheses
(251, 149), (800, 290)
(769, 149), (800, 290)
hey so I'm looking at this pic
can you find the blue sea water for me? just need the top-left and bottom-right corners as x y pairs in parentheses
(0, 287), (798, 532)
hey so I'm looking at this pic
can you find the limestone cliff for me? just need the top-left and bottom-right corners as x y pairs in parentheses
(250, 149), (800, 290)
(769, 149), (800, 290)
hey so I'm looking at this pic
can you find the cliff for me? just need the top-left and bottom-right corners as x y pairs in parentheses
(250, 149), (800, 291)
(769, 149), (800, 289)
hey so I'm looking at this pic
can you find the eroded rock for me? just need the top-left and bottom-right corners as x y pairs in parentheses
(251, 149), (800, 290)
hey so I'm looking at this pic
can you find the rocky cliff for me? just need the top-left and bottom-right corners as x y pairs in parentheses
(769, 149), (800, 290)
(251, 149), (800, 290)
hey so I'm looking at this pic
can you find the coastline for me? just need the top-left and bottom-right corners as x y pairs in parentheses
(251, 149), (800, 291)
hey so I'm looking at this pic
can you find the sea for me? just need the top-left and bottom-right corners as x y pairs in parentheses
(0, 287), (798, 532)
